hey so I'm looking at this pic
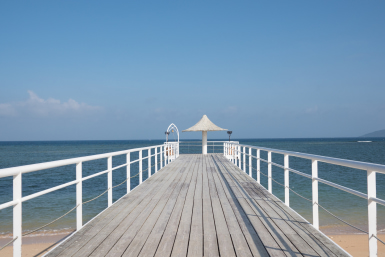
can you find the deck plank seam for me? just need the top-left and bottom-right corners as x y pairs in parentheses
(213, 155), (296, 257)
(136, 155), (198, 257)
(154, 155), (199, 257)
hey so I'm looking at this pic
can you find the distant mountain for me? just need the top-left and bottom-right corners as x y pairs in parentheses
(361, 129), (385, 137)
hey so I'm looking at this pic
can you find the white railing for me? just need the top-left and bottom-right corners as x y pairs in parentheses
(0, 142), (178, 257)
(224, 142), (385, 257)
(179, 141), (238, 154)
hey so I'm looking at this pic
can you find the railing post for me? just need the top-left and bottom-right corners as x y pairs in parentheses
(76, 162), (82, 230)
(13, 172), (22, 257)
(257, 149), (260, 184)
(284, 155), (289, 206)
(139, 150), (143, 184)
(312, 160), (319, 230)
(238, 146), (241, 169)
(243, 147), (246, 172)
(367, 170), (377, 257)
(155, 147), (158, 173)
(166, 144), (168, 165)
(248, 148), (252, 177)
(127, 153), (130, 193)
(148, 148), (151, 178)
(160, 145), (163, 169)
(107, 156), (112, 207)
(268, 151), (272, 193)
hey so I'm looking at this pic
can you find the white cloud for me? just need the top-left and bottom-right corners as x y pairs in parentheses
(0, 91), (102, 117)
(0, 103), (17, 116)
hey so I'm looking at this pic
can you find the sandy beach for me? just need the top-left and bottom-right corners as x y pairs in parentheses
(328, 234), (385, 257)
(0, 233), (73, 257)
(1, 233), (384, 256)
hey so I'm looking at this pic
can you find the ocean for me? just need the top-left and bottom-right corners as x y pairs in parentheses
(0, 138), (384, 238)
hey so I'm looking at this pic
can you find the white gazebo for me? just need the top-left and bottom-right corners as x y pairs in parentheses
(183, 115), (227, 154)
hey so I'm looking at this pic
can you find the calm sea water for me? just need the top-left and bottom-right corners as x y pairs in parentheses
(0, 138), (384, 237)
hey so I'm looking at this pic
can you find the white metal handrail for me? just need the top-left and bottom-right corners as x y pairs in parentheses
(0, 142), (178, 257)
(179, 141), (238, 154)
(224, 142), (384, 257)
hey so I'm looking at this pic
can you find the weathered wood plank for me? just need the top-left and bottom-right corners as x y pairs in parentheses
(187, 155), (203, 257)
(216, 154), (348, 256)
(104, 160), (191, 257)
(226, 159), (336, 257)
(49, 156), (185, 257)
(213, 155), (298, 257)
(211, 155), (284, 257)
(205, 156), (237, 257)
(81, 159), (188, 257)
(208, 155), (269, 257)
(219, 156), (319, 257)
(127, 155), (197, 257)
(141, 155), (197, 257)
(169, 155), (199, 257)
(202, 155), (219, 257)
(121, 165), (192, 256)
(47, 154), (349, 257)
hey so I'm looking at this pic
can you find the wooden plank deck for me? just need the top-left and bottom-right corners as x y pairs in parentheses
(46, 154), (349, 257)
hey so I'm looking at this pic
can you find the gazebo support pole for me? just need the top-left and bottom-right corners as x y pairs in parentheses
(202, 131), (207, 154)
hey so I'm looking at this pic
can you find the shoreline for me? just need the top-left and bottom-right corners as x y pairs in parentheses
(1, 232), (384, 256)
(0, 233), (73, 257)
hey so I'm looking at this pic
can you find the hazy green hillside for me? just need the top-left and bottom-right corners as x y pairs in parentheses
(361, 129), (385, 137)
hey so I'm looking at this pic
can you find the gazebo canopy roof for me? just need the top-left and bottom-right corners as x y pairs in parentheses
(182, 115), (227, 132)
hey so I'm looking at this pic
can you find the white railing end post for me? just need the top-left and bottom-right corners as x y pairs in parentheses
(107, 156), (112, 207)
(155, 147), (158, 173)
(268, 151), (272, 193)
(367, 170), (377, 257)
(13, 172), (22, 257)
(148, 148), (151, 178)
(139, 150), (143, 184)
(312, 160), (319, 230)
(248, 147), (252, 177)
(126, 153), (130, 193)
(257, 149), (260, 184)
(76, 162), (83, 230)
(284, 155), (289, 206)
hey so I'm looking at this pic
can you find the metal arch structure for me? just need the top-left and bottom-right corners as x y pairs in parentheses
(166, 123), (179, 143)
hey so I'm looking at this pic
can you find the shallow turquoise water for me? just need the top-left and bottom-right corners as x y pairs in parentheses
(0, 138), (384, 236)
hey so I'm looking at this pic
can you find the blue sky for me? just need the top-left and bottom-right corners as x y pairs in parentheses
(0, 1), (384, 140)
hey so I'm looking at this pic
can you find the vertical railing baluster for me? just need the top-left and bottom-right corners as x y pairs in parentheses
(76, 162), (82, 230)
(166, 144), (168, 164)
(127, 153), (130, 193)
(155, 147), (158, 173)
(284, 155), (289, 206)
(139, 150), (143, 184)
(234, 144), (236, 164)
(268, 151), (272, 193)
(107, 156), (112, 207)
(238, 146), (241, 169)
(367, 170), (377, 257)
(257, 149), (260, 184)
(160, 145), (163, 169)
(243, 146), (246, 173)
(312, 160), (319, 230)
(248, 148), (252, 177)
(13, 172), (22, 257)
(148, 148), (151, 178)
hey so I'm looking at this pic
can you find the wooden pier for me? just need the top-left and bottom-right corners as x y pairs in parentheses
(46, 154), (348, 257)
